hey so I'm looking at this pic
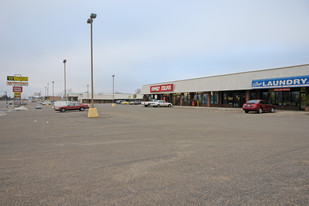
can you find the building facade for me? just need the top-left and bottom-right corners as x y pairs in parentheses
(74, 93), (143, 104)
(140, 64), (309, 110)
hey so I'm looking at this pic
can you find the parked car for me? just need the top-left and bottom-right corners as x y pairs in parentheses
(121, 101), (129, 105)
(55, 102), (89, 112)
(115, 100), (123, 104)
(142, 99), (159, 107)
(242, 100), (275, 114)
(129, 101), (141, 105)
(35, 104), (42, 109)
(148, 100), (173, 107)
(41, 101), (51, 105)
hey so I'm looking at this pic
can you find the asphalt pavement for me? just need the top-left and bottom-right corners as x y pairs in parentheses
(0, 102), (309, 205)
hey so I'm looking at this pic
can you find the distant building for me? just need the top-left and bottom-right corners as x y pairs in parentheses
(69, 93), (143, 103)
(46, 96), (62, 101)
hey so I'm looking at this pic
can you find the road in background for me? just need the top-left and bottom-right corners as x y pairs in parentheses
(0, 102), (308, 205)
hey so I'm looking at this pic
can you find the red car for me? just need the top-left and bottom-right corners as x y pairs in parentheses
(55, 102), (89, 112)
(242, 100), (275, 114)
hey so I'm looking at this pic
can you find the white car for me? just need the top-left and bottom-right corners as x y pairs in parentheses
(41, 101), (51, 105)
(148, 100), (173, 107)
(35, 104), (42, 109)
(142, 99), (159, 107)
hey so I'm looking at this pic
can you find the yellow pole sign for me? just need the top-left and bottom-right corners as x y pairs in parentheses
(7, 76), (28, 81)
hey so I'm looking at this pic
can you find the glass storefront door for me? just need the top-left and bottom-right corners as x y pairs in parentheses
(233, 92), (246, 108)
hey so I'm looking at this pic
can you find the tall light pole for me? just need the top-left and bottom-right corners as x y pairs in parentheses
(52, 81), (54, 102)
(87, 13), (99, 117)
(5, 91), (8, 105)
(112, 75), (115, 103)
(47, 83), (49, 98)
(63, 59), (67, 101)
(87, 84), (89, 102)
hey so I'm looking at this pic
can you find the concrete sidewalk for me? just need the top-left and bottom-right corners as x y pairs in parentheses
(174, 105), (307, 114)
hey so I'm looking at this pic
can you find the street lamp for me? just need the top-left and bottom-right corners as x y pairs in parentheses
(52, 81), (54, 102)
(112, 75), (115, 104)
(47, 83), (49, 98)
(87, 13), (99, 118)
(87, 84), (89, 102)
(63, 59), (67, 101)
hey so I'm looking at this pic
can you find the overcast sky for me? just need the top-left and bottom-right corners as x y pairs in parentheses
(1, 0), (309, 98)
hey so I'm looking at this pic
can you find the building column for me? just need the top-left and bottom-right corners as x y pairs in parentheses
(246, 90), (250, 102)
(180, 93), (183, 106)
(207, 92), (211, 107)
(218, 92), (222, 107)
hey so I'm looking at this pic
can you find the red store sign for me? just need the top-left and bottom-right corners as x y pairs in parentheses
(150, 84), (174, 93)
(13, 86), (23, 93)
(274, 88), (291, 91)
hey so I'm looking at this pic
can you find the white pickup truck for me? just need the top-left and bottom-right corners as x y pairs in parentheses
(148, 100), (173, 107)
(141, 99), (158, 107)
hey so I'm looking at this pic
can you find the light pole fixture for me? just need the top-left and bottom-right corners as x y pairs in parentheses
(47, 83), (49, 98)
(52, 81), (54, 102)
(87, 13), (99, 118)
(112, 75), (115, 105)
(87, 84), (90, 103)
(63, 59), (67, 101)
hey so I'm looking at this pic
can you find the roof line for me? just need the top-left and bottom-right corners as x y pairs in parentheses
(143, 64), (309, 86)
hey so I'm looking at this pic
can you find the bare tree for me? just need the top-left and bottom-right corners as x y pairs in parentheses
(135, 89), (141, 94)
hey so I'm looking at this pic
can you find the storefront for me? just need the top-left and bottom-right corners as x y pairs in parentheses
(141, 64), (309, 110)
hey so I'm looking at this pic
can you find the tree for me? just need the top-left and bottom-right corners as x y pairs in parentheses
(135, 89), (141, 94)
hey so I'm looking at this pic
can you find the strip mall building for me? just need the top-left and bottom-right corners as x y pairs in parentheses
(140, 64), (309, 110)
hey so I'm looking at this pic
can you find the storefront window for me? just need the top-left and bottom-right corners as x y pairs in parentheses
(251, 91), (257, 100)
(261, 91), (268, 101)
(162, 94), (171, 102)
(211, 92), (218, 104)
(291, 91), (300, 106)
(223, 92), (233, 105)
(194, 93), (202, 101)
(202, 93), (208, 104)
(173, 93), (181, 105)
(183, 93), (190, 104)
(275, 92), (282, 105)
(269, 89), (275, 104)
(274, 89), (300, 106)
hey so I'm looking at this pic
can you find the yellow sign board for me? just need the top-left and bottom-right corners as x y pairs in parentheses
(14, 92), (22, 96)
(7, 76), (28, 81)
(14, 95), (21, 99)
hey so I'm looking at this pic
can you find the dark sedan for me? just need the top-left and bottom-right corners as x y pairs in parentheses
(242, 100), (275, 114)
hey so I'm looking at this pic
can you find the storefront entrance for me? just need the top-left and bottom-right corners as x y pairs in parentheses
(233, 92), (246, 108)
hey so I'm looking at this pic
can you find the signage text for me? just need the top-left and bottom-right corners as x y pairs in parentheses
(13, 86), (23, 93)
(7, 76), (28, 81)
(252, 75), (309, 88)
(150, 84), (174, 93)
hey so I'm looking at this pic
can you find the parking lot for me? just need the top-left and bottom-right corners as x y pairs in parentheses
(0, 102), (309, 205)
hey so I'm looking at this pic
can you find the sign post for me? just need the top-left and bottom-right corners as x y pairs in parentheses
(7, 74), (28, 106)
